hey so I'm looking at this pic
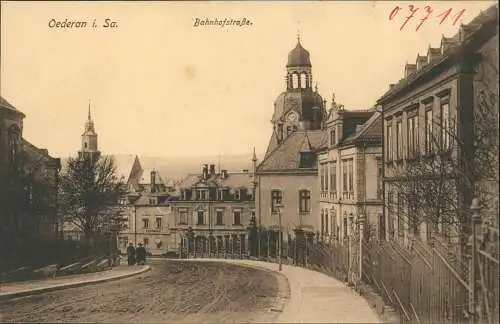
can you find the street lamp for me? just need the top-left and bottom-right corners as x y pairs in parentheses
(348, 213), (354, 285)
(276, 203), (284, 271)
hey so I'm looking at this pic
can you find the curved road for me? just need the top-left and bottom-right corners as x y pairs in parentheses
(0, 259), (288, 323)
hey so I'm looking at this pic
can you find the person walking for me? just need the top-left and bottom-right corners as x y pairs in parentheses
(136, 242), (147, 265)
(127, 243), (136, 265)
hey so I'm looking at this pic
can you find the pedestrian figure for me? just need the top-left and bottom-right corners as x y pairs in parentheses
(127, 242), (136, 265)
(136, 242), (147, 265)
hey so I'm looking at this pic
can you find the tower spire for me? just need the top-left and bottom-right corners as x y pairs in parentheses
(296, 29), (301, 43)
(88, 99), (92, 120)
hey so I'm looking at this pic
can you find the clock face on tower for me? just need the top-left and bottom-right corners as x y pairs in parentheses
(287, 111), (298, 122)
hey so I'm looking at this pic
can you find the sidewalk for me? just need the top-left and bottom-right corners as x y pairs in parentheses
(179, 259), (382, 323)
(0, 264), (150, 300)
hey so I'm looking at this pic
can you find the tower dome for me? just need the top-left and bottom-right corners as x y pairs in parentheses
(286, 39), (312, 68)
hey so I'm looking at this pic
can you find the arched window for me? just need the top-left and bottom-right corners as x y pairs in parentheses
(8, 125), (20, 163)
(300, 73), (307, 89)
(292, 73), (299, 89)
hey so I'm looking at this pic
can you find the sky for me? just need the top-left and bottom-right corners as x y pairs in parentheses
(1, 1), (496, 159)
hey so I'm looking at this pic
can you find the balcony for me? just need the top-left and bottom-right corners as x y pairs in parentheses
(342, 192), (354, 200)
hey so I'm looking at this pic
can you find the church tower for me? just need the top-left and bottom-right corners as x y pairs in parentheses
(78, 102), (101, 163)
(271, 35), (326, 146)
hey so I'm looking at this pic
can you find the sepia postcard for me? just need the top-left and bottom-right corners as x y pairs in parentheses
(1, 1), (498, 323)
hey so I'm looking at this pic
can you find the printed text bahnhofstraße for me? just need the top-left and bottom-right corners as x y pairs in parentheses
(193, 18), (252, 27)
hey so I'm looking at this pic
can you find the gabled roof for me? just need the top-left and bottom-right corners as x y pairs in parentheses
(257, 130), (327, 172)
(139, 168), (165, 185)
(342, 110), (382, 146)
(113, 154), (141, 183)
(21, 138), (60, 169)
(0, 96), (25, 118)
(299, 134), (313, 152)
(264, 131), (279, 159)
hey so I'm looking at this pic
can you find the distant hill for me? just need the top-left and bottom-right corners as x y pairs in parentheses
(60, 154), (258, 183)
(135, 154), (255, 181)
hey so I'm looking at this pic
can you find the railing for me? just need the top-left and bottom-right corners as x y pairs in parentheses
(363, 239), (470, 324)
(176, 199), (497, 324)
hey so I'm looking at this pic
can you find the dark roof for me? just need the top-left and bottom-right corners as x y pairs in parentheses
(21, 138), (60, 169)
(177, 171), (254, 190)
(257, 130), (327, 172)
(0, 96), (25, 117)
(272, 89), (325, 123)
(342, 111), (382, 145)
(378, 4), (498, 103)
(287, 40), (312, 68)
(264, 131), (279, 159)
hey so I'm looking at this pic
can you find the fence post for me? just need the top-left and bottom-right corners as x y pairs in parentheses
(469, 198), (482, 323)
(359, 214), (365, 283)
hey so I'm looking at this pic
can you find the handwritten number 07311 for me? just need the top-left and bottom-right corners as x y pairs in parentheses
(390, 5), (466, 31)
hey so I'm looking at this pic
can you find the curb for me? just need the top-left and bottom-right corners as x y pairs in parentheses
(0, 265), (151, 301)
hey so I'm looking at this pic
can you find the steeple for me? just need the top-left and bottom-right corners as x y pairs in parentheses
(78, 100), (100, 163)
(286, 35), (313, 91)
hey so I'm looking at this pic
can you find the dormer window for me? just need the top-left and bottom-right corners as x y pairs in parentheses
(234, 189), (241, 200)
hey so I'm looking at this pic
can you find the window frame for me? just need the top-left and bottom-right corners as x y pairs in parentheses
(299, 189), (311, 214)
(179, 209), (188, 225)
(233, 210), (241, 225)
(271, 189), (283, 213)
(216, 210), (224, 225)
(197, 211), (204, 225)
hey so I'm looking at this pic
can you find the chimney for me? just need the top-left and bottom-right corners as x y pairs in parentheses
(389, 84), (396, 90)
(150, 170), (156, 193)
(221, 169), (228, 179)
(209, 164), (215, 176)
(242, 169), (249, 172)
(202, 164), (209, 179)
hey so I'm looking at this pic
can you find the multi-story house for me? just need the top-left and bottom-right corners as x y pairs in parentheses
(377, 5), (498, 246)
(169, 164), (254, 255)
(256, 36), (327, 240)
(119, 169), (174, 255)
(317, 99), (383, 243)
(0, 96), (61, 242)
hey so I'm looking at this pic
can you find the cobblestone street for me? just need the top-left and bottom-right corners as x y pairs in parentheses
(0, 260), (287, 323)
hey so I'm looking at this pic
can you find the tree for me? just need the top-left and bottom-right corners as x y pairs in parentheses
(58, 155), (127, 244)
(0, 150), (58, 240)
(386, 52), (499, 254)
